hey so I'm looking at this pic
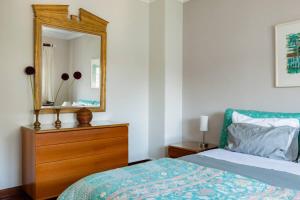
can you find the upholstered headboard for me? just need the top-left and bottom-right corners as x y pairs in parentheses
(219, 108), (300, 152)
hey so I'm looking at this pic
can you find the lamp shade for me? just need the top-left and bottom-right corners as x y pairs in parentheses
(199, 116), (208, 132)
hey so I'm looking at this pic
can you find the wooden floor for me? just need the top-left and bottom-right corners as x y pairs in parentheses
(0, 190), (56, 200)
(0, 194), (56, 200)
(0, 194), (31, 200)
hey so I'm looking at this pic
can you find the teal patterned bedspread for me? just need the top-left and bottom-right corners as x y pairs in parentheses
(58, 158), (300, 200)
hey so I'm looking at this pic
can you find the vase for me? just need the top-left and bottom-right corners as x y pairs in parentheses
(34, 109), (41, 130)
(54, 108), (61, 129)
(77, 108), (93, 125)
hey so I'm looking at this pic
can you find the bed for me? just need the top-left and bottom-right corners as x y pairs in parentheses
(58, 109), (300, 200)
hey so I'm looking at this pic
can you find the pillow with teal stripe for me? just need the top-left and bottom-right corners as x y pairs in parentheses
(219, 108), (300, 154)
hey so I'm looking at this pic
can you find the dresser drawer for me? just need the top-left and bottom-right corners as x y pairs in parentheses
(36, 137), (128, 164)
(36, 151), (128, 199)
(36, 126), (127, 146)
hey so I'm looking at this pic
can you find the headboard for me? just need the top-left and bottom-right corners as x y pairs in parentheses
(219, 108), (300, 152)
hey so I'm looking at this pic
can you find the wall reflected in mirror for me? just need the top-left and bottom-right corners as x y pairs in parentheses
(41, 26), (101, 108)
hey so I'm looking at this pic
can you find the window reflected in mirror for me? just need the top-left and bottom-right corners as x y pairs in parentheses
(91, 59), (100, 89)
(41, 26), (101, 108)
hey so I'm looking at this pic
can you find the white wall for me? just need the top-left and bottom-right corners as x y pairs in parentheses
(0, 0), (149, 189)
(164, 0), (183, 145)
(70, 35), (100, 103)
(183, 0), (300, 144)
(148, 0), (183, 158)
(149, 0), (166, 158)
(42, 36), (70, 105)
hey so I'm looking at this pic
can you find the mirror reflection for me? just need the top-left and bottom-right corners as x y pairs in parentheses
(41, 26), (101, 108)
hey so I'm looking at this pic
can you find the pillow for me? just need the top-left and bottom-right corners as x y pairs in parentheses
(226, 123), (299, 161)
(219, 109), (300, 153)
(232, 111), (300, 128)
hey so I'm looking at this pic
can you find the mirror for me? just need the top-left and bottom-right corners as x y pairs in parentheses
(41, 26), (101, 108)
(33, 5), (108, 113)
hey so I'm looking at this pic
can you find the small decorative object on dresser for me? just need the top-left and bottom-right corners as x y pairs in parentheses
(54, 108), (61, 128)
(33, 109), (41, 130)
(77, 108), (93, 125)
(21, 121), (129, 200)
(24, 66), (41, 129)
(168, 142), (218, 158)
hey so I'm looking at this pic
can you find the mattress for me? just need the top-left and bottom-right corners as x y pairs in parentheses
(180, 148), (300, 190)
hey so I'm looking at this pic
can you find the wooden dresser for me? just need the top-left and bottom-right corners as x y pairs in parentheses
(21, 121), (128, 200)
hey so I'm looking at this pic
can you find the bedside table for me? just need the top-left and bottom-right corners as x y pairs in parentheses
(168, 142), (218, 158)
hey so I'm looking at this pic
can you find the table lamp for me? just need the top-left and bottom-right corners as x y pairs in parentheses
(200, 115), (208, 148)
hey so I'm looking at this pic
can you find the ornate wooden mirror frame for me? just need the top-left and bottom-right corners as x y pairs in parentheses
(32, 5), (108, 113)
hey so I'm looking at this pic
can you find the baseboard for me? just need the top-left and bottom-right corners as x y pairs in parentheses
(128, 159), (151, 166)
(0, 186), (23, 199)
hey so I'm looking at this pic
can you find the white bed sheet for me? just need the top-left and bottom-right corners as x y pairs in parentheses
(199, 148), (300, 176)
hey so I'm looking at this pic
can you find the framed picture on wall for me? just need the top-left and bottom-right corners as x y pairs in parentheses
(276, 20), (300, 87)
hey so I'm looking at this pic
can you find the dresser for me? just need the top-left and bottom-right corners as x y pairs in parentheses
(21, 121), (128, 200)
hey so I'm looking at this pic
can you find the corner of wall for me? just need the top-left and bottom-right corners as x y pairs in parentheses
(148, 0), (183, 158)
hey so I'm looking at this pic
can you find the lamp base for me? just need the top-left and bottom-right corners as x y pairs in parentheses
(200, 143), (208, 148)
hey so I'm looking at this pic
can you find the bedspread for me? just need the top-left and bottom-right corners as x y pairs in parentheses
(58, 158), (300, 200)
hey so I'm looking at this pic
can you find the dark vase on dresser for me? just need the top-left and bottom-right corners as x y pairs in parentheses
(77, 108), (93, 125)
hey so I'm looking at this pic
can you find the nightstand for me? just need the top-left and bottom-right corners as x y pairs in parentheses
(168, 142), (218, 158)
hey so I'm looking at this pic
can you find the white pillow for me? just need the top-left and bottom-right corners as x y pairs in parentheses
(232, 111), (300, 128)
